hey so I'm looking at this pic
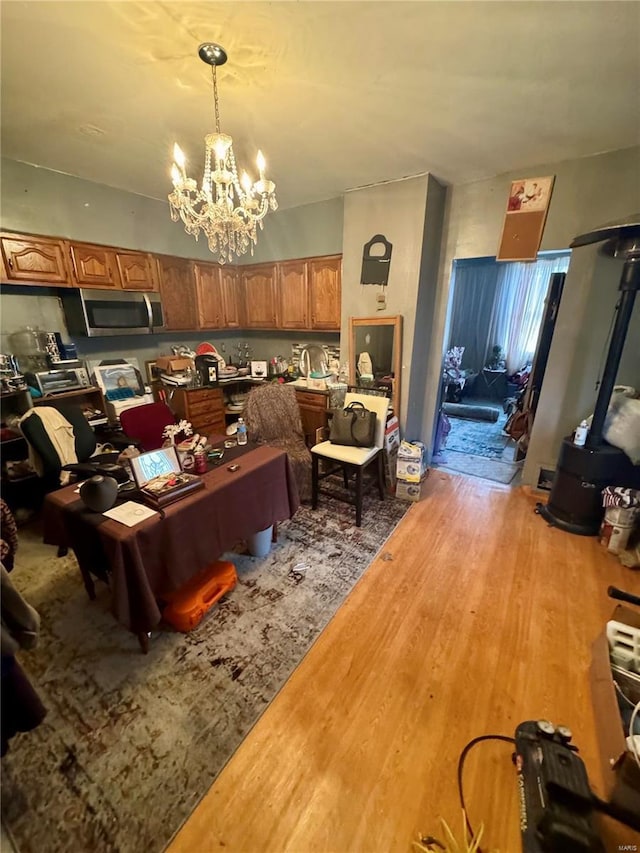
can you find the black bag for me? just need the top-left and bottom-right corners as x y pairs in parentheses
(329, 402), (376, 447)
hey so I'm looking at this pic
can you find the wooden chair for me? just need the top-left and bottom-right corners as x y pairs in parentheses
(311, 392), (389, 527)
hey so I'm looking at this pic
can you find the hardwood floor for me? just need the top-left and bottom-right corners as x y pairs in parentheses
(168, 471), (640, 852)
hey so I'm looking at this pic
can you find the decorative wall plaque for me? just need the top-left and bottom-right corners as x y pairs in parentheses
(497, 176), (555, 261)
(361, 234), (393, 285)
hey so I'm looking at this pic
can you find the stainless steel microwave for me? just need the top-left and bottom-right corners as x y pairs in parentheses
(61, 289), (165, 337)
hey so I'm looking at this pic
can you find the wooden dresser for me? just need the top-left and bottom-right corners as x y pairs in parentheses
(168, 387), (226, 438)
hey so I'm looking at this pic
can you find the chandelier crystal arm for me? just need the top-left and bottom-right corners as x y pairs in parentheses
(168, 42), (277, 265)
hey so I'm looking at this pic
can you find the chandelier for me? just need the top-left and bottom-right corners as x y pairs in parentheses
(168, 43), (277, 265)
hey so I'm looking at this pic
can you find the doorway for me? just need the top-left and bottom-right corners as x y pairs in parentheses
(432, 252), (570, 484)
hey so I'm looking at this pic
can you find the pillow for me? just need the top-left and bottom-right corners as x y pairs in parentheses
(603, 392), (640, 464)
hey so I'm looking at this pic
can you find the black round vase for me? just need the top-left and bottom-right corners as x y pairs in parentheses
(79, 475), (118, 513)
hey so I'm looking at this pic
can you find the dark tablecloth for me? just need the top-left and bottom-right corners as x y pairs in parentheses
(43, 446), (299, 633)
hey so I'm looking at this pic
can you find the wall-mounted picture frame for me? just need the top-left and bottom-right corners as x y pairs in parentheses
(498, 175), (555, 261)
(250, 360), (268, 379)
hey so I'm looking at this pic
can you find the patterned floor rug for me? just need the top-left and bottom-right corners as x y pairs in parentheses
(2, 491), (410, 853)
(444, 414), (511, 460)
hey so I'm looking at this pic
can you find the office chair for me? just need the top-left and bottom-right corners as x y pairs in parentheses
(20, 404), (124, 493)
(244, 384), (312, 501)
(311, 392), (389, 527)
(119, 402), (176, 451)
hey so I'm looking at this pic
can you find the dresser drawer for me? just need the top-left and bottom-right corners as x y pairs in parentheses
(192, 417), (225, 436)
(187, 399), (223, 418)
(187, 388), (222, 402)
(295, 390), (328, 411)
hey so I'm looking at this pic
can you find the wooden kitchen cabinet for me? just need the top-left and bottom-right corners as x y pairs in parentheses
(277, 260), (309, 329)
(67, 242), (157, 291)
(309, 255), (341, 330)
(67, 242), (120, 288)
(156, 256), (198, 331)
(219, 266), (243, 328)
(242, 264), (277, 328)
(114, 251), (158, 291)
(169, 387), (225, 437)
(295, 389), (330, 447)
(0, 234), (71, 286)
(194, 263), (244, 329)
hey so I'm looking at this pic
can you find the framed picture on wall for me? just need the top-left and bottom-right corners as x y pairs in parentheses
(498, 175), (555, 261)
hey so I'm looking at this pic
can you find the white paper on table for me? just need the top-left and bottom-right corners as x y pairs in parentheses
(103, 501), (159, 527)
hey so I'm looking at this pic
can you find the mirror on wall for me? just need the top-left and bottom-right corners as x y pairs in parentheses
(349, 315), (402, 417)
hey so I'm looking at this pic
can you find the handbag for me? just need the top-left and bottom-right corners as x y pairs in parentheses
(329, 401), (376, 447)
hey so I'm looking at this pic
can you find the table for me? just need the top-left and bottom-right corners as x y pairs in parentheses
(43, 445), (299, 649)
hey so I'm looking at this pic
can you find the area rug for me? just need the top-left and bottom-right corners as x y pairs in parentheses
(1, 491), (410, 853)
(444, 415), (510, 460)
(437, 450), (520, 484)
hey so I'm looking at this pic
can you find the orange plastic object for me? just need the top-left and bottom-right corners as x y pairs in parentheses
(162, 560), (237, 632)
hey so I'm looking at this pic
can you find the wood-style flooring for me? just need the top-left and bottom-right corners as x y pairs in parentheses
(169, 471), (640, 852)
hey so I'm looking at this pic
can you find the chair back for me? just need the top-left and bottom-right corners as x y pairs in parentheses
(343, 392), (389, 449)
(244, 384), (305, 443)
(20, 404), (98, 488)
(119, 402), (175, 451)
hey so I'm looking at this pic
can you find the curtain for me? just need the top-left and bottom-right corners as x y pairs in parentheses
(447, 259), (499, 374)
(488, 255), (570, 374)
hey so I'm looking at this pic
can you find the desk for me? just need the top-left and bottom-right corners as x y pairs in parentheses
(43, 446), (299, 646)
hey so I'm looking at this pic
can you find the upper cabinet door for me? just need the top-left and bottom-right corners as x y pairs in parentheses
(156, 256), (198, 331)
(194, 262), (224, 329)
(220, 267), (244, 328)
(309, 255), (342, 330)
(242, 264), (277, 328)
(277, 260), (309, 329)
(67, 242), (120, 288)
(115, 251), (158, 291)
(1, 235), (70, 286)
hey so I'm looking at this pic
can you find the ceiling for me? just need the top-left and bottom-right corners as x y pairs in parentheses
(2, 1), (639, 211)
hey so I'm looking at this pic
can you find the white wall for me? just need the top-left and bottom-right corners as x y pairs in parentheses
(341, 175), (430, 429)
(424, 146), (640, 484)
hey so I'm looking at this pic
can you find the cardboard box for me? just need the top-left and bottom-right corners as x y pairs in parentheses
(156, 356), (193, 375)
(589, 604), (640, 818)
(395, 477), (426, 502)
(396, 439), (427, 483)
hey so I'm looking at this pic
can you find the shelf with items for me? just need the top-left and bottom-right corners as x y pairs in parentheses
(33, 386), (108, 427)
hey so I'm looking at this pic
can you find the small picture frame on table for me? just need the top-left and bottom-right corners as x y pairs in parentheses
(145, 360), (159, 383)
(250, 360), (268, 379)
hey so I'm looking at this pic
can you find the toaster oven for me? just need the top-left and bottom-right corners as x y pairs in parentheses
(30, 367), (90, 395)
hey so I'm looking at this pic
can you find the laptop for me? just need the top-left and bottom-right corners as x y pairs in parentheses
(129, 446), (182, 490)
(130, 445), (205, 508)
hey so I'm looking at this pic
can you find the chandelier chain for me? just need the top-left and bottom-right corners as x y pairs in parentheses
(211, 65), (221, 135)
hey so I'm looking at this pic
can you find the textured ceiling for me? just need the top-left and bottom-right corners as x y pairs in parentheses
(1, 1), (639, 210)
